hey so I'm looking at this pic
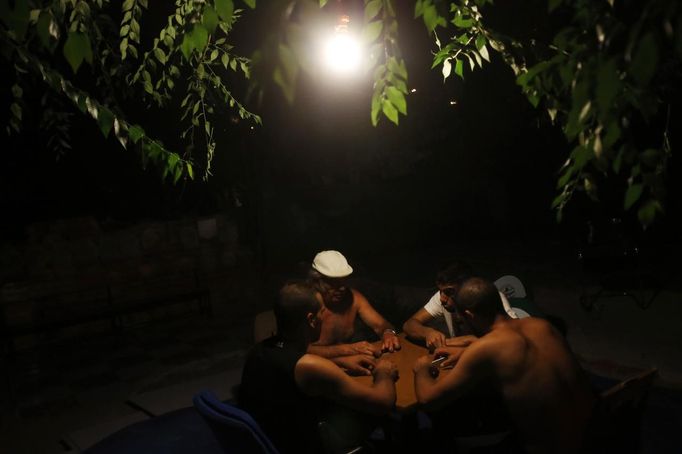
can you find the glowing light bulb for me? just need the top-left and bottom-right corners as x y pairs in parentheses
(324, 33), (361, 74)
(322, 14), (361, 75)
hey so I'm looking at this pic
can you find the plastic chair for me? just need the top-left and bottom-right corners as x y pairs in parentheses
(192, 390), (280, 454)
(585, 368), (658, 453)
(493, 275), (527, 299)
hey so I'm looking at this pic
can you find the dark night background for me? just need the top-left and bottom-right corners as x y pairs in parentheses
(2, 2), (682, 453)
(1, 1), (680, 270)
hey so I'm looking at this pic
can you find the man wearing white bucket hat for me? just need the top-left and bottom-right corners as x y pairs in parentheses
(307, 250), (401, 357)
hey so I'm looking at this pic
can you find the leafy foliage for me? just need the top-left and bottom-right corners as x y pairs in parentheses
(374, 0), (680, 227)
(1, 0), (261, 182)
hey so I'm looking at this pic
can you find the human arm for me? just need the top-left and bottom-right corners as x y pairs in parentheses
(308, 341), (381, 359)
(413, 341), (492, 411)
(295, 355), (398, 415)
(432, 345), (468, 369)
(354, 289), (401, 353)
(402, 307), (446, 349)
(444, 335), (478, 347)
(329, 354), (376, 376)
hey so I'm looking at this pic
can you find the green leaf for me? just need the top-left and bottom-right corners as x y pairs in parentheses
(97, 106), (114, 137)
(191, 25), (209, 54)
(640, 148), (662, 168)
(475, 34), (486, 51)
(187, 163), (194, 179)
(624, 183), (643, 210)
(10, 102), (21, 120)
(630, 33), (658, 85)
(362, 20), (383, 43)
(551, 192), (566, 209)
(371, 92), (381, 126)
(414, 0), (425, 18)
(11, 83), (22, 98)
(36, 11), (53, 48)
(63, 31), (93, 73)
(637, 199), (661, 227)
(221, 52), (229, 68)
(442, 58), (452, 80)
(202, 5), (219, 34)
(120, 37), (128, 59)
(241, 0), (256, 9)
(454, 59), (464, 78)
(478, 44), (490, 62)
(168, 153), (179, 171)
(382, 99), (399, 125)
(128, 125), (145, 143)
(386, 86), (407, 115)
(153, 47), (167, 64)
(387, 57), (408, 80)
(180, 34), (194, 60)
(365, 0), (382, 21)
(423, 4), (446, 34)
(453, 12), (474, 29)
(215, 0), (234, 22)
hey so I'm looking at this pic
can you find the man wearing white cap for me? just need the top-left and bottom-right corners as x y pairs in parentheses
(308, 250), (401, 357)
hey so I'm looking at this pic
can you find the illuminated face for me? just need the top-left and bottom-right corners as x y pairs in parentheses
(319, 276), (351, 306)
(438, 284), (460, 313)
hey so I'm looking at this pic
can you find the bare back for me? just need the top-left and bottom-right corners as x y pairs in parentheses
(485, 318), (595, 453)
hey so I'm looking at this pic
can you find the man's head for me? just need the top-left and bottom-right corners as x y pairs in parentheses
(274, 281), (325, 342)
(455, 277), (504, 335)
(310, 250), (353, 306)
(435, 261), (473, 312)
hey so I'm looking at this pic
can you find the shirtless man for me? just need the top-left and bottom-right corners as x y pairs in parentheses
(403, 262), (519, 349)
(307, 250), (401, 358)
(240, 282), (398, 453)
(414, 277), (595, 454)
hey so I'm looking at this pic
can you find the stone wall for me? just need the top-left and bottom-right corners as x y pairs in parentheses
(0, 214), (247, 348)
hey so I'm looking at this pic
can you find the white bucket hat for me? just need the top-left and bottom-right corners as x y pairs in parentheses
(312, 250), (353, 278)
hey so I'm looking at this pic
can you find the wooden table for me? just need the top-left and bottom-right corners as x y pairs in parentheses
(354, 333), (430, 413)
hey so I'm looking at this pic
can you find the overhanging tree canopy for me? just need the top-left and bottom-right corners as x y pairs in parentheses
(1, 0), (679, 226)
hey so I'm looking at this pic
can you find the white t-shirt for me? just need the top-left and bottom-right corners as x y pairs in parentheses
(423, 290), (519, 337)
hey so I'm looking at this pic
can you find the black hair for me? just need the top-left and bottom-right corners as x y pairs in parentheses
(436, 261), (474, 287)
(274, 281), (320, 337)
(456, 277), (503, 320)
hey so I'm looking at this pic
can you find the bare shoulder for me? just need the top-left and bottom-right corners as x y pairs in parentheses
(478, 324), (528, 360)
(295, 354), (345, 395)
(351, 288), (369, 304)
(518, 317), (561, 338)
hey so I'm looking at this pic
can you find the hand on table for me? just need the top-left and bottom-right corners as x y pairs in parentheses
(373, 358), (399, 382)
(425, 329), (447, 350)
(349, 341), (382, 358)
(334, 354), (377, 376)
(433, 346), (466, 369)
(381, 331), (401, 353)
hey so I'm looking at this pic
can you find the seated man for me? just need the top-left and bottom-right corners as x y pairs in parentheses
(402, 261), (519, 349)
(240, 282), (399, 454)
(413, 277), (595, 454)
(307, 250), (401, 357)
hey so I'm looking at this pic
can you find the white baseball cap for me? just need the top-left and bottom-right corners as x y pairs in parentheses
(312, 250), (353, 278)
